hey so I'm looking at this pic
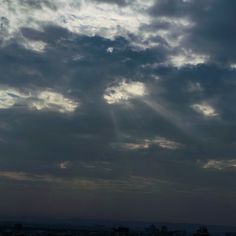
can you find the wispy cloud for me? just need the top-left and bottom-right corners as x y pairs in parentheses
(169, 49), (209, 68)
(116, 136), (183, 151)
(0, 170), (165, 193)
(201, 160), (236, 171)
(191, 103), (218, 118)
(0, 88), (30, 109)
(0, 87), (78, 113)
(31, 90), (78, 113)
(0, 170), (62, 183)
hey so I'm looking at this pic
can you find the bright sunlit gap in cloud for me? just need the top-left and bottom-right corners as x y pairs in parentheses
(105, 80), (149, 143)
(104, 80), (147, 104)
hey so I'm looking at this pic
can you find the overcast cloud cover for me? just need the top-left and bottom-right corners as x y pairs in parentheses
(0, 0), (236, 225)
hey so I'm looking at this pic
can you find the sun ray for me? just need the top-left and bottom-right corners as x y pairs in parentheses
(109, 109), (124, 141)
(141, 98), (196, 139)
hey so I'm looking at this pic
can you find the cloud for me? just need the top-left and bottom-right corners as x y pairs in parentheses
(187, 81), (203, 93)
(0, 0), (153, 49)
(191, 103), (218, 117)
(153, 136), (184, 150)
(57, 160), (114, 177)
(149, 0), (236, 65)
(21, 39), (47, 53)
(121, 142), (149, 150)
(59, 161), (71, 169)
(169, 49), (209, 68)
(31, 90), (78, 113)
(0, 87), (30, 109)
(104, 80), (146, 104)
(201, 160), (236, 171)
(0, 170), (62, 183)
(118, 136), (183, 150)
(0, 169), (164, 193)
(91, 0), (131, 6)
(0, 87), (78, 113)
(106, 47), (114, 53)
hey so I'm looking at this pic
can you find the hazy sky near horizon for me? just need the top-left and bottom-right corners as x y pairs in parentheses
(0, 0), (236, 226)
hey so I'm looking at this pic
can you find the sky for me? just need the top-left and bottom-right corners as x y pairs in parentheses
(0, 0), (236, 226)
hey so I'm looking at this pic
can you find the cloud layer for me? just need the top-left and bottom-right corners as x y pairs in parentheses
(0, 0), (236, 225)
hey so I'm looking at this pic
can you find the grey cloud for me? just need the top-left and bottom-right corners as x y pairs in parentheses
(0, 0), (236, 224)
(149, 0), (236, 64)
(91, 0), (132, 6)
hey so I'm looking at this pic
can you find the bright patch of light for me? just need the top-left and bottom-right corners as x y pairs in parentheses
(104, 80), (146, 104)
(170, 49), (209, 68)
(0, 86), (78, 113)
(192, 103), (218, 117)
(22, 39), (47, 53)
(153, 137), (183, 150)
(230, 64), (236, 69)
(59, 161), (71, 169)
(123, 142), (149, 150)
(0, 88), (29, 109)
(32, 91), (78, 113)
(107, 47), (114, 53)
